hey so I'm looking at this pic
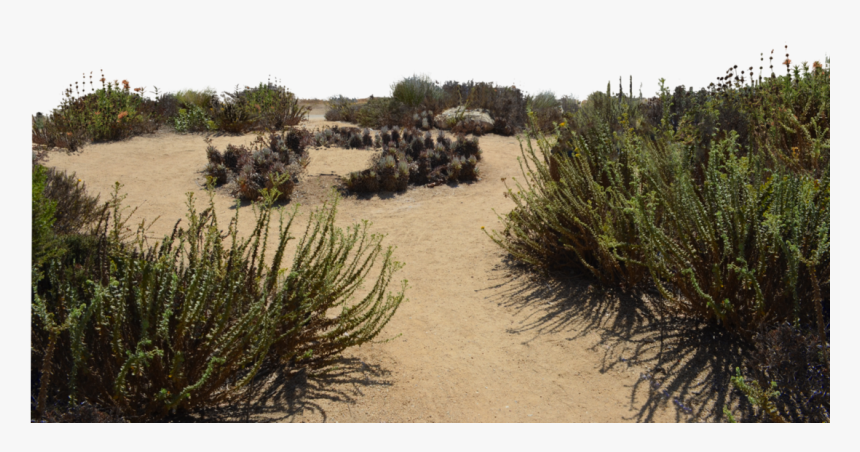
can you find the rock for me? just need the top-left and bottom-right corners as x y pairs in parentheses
(434, 107), (494, 133)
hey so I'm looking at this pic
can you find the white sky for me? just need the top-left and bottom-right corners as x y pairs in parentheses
(10, 1), (835, 114)
(2, 0), (856, 443)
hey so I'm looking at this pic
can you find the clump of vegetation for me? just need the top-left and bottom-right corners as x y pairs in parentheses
(354, 96), (410, 129)
(33, 71), (167, 151)
(328, 77), (531, 135)
(324, 95), (360, 122)
(391, 74), (444, 110)
(208, 82), (310, 134)
(31, 177), (407, 422)
(441, 80), (528, 135)
(311, 126), (374, 149)
(488, 50), (829, 421)
(203, 129), (312, 201)
(343, 127), (481, 193)
(527, 91), (563, 131)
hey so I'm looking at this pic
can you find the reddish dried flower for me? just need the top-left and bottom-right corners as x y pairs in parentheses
(100, 77), (106, 83)
(783, 59), (792, 66)
(813, 61), (823, 70)
(117, 111), (128, 120)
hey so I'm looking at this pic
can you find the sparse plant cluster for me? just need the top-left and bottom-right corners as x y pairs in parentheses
(33, 71), (166, 151)
(203, 129), (313, 202)
(33, 74), (312, 151)
(326, 76), (541, 135)
(343, 127), (481, 193)
(32, 171), (406, 422)
(489, 51), (829, 422)
(311, 126), (374, 148)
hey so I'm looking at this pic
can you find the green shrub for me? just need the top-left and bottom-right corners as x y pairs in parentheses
(631, 133), (829, 335)
(489, 55), (830, 340)
(31, 185), (407, 421)
(211, 83), (310, 133)
(356, 97), (408, 129)
(391, 74), (443, 109)
(34, 72), (160, 150)
(527, 91), (563, 131)
(32, 165), (60, 273)
(174, 88), (217, 110)
(173, 105), (216, 133)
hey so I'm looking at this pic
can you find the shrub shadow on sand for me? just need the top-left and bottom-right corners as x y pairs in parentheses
(482, 258), (758, 423)
(171, 357), (393, 423)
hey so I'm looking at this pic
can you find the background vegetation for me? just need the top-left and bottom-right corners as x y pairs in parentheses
(33, 74), (311, 151)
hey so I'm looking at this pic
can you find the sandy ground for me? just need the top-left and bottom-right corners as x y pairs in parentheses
(43, 107), (749, 423)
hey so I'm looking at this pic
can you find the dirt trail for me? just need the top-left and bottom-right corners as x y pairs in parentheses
(44, 115), (739, 423)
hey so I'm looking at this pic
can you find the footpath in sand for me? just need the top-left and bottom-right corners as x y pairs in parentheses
(44, 113), (745, 423)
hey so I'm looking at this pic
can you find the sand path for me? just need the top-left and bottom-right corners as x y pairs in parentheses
(43, 115), (735, 423)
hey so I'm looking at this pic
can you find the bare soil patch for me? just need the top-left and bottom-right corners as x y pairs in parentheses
(43, 118), (749, 423)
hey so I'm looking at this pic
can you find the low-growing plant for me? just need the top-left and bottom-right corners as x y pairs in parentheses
(204, 129), (312, 201)
(311, 126), (375, 149)
(31, 182), (407, 421)
(324, 95), (360, 122)
(343, 128), (481, 193)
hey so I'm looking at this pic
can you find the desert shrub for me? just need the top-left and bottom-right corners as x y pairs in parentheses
(559, 95), (580, 115)
(488, 106), (649, 287)
(528, 91), (563, 131)
(441, 80), (528, 135)
(343, 128), (481, 193)
(391, 74), (444, 110)
(210, 99), (256, 134)
(175, 88), (217, 110)
(42, 167), (105, 236)
(204, 129), (311, 201)
(490, 55), (830, 340)
(33, 72), (160, 151)
(31, 184), (406, 422)
(209, 83), (310, 133)
(147, 91), (181, 123)
(355, 97), (409, 129)
(324, 95), (360, 122)
(173, 105), (217, 133)
(32, 166), (61, 273)
(630, 133), (829, 336)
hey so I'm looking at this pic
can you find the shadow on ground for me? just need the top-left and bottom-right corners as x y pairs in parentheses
(482, 258), (758, 423)
(173, 357), (392, 423)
